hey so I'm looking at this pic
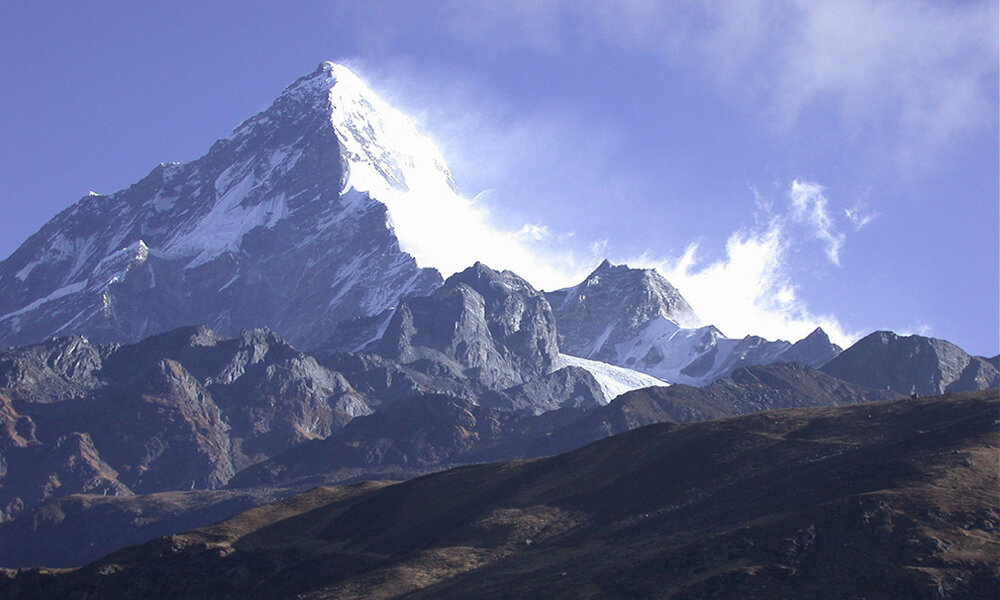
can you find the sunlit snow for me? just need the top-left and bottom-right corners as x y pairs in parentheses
(558, 353), (668, 403)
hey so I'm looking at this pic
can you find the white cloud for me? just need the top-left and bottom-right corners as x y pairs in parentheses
(631, 224), (858, 348)
(787, 179), (844, 265)
(626, 179), (870, 347)
(844, 200), (878, 232)
(589, 239), (609, 257)
(344, 66), (864, 347)
(515, 223), (551, 241)
(337, 60), (638, 291)
(345, 66), (864, 347)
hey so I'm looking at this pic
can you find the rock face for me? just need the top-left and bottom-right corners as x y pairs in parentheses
(6, 391), (996, 599)
(228, 394), (518, 488)
(479, 366), (606, 415)
(0, 326), (371, 523)
(0, 62), (442, 350)
(822, 330), (1000, 395)
(0, 353), (951, 569)
(779, 327), (843, 368)
(227, 361), (897, 491)
(546, 262), (842, 385)
(545, 259), (700, 360)
(377, 263), (560, 390)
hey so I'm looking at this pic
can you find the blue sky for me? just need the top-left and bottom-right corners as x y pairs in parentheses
(1, 1), (997, 355)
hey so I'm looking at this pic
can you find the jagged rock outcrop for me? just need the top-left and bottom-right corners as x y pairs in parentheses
(0, 430), (132, 522)
(228, 394), (517, 488)
(777, 327), (843, 368)
(0, 336), (107, 403)
(821, 330), (1000, 395)
(377, 263), (560, 390)
(480, 366), (606, 414)
(546, 259), (700, 361)
(0, 326), (377, 523)
(229, 361), (898, 491)
(87, 358), (234, 493)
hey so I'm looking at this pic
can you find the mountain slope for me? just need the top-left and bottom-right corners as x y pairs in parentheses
(376, 262), (560, 391)
(0, 62), (442, 350)
(5, 390), (996, 599)
(822, 330), (1000, 395)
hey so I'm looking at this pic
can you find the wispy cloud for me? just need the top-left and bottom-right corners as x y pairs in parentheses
(787, 179), (844, 265)
(341, 62), (869, 346)
(629, 179), (869, 347)
(340, 59), (635, 289)
(438, 0), (998, 171)
(844, 200), (878, 232)
(631, 224), (859, 348)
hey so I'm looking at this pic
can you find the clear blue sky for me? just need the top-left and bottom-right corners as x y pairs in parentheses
(1, 1), (997, 356)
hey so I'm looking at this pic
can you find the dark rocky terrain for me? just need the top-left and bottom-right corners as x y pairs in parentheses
(232, 361), (901, 490)
(0, 487), (292, 569)
(376, 262), (561, 391)
(4, 390), (995, 599)
(0, 326), (370, 520)
(0, 359), (900, 568)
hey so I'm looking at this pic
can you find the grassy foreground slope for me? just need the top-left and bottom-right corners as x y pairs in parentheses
(3, 390), (997, 599)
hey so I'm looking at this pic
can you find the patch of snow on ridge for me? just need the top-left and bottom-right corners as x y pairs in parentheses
(0, 281), (87, 323)
(15, 260), (40, 282)
(163, 167), (289, 269)
(558, 353), (668, 404)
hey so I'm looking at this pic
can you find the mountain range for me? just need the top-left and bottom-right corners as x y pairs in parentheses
(0, 61), (995, 593)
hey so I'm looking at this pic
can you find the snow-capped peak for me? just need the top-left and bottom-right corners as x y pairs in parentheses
(0, 62), (444, 349)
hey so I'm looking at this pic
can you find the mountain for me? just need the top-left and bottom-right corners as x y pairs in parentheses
(0, 62), (444, 350)
(376, 263), (560, 391)
(545, 259), (700, 359)
(822, 330), (1000, 395)
(5, 390), (995, 599)
(365, 261), (666, 409)
(779, 326), (843, 367)
(0, 296), (667, 533)
(546, 262), (843, 385)
(227, 394), (519, 488)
